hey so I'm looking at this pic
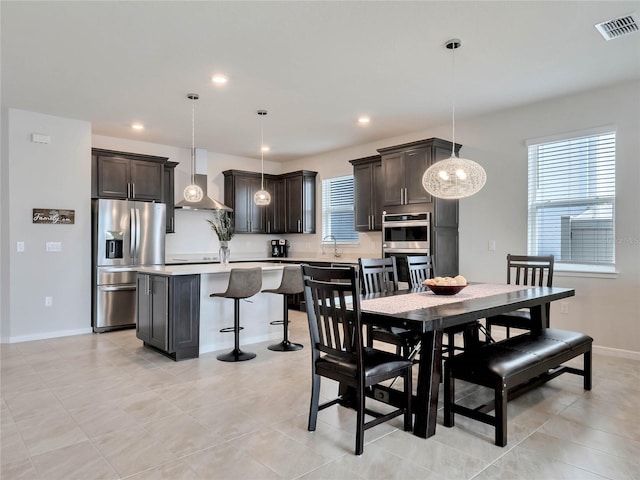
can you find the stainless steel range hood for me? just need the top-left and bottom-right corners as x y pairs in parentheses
(175, 174), (232, 211)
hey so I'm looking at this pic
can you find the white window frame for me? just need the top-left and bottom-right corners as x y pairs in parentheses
(526, 126), (616, 275)
(321, 175), (359, 244)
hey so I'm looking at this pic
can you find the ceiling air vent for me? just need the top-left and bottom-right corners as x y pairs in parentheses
(595, 12), (639, 40)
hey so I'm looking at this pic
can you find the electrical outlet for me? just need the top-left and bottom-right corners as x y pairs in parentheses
(560, 302), (569, 314)
(17, 241), (25, 252)
(45, 296), (53, 307)
(46, 242), (62, 252)
(488, 240), (496, 251)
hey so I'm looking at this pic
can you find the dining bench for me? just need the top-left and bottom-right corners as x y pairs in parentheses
(443, 328), (592, 446)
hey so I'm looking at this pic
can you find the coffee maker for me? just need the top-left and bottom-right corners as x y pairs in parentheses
(270, 239), (288, 257)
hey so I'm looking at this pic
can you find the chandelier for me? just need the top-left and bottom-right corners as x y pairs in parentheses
(422, 39), (486, 199)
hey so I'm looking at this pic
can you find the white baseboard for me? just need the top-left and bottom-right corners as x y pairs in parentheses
(4, 327), (93, 344)
(593, 345), (640, 361)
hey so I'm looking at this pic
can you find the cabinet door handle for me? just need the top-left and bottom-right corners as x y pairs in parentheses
(404, 187), (408, 205)
(298, 219), (301, 233)
(267, 220), (271, 233)
(131, 183), (135, 199)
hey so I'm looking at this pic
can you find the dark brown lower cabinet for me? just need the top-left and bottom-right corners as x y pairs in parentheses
(136, 274), (200, 361)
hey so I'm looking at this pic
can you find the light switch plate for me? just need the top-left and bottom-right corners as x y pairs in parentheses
(17, 241), (25, 252)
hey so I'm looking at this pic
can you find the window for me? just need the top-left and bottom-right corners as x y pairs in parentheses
(321, 175), (358, 243)
(527, 128), (616, 268)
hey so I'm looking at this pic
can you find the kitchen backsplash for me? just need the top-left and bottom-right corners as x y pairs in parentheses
(166, 209), (382, 258)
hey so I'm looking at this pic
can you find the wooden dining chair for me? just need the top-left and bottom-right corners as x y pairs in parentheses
(406, 255), (434, 289)
(406, 255), (471, 357)
(485, 254), (555, 340)
(359, 257), (420, 357)
(301, 264), (413, 455)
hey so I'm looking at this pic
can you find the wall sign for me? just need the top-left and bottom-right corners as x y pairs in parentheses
(33, 209), (75, 225)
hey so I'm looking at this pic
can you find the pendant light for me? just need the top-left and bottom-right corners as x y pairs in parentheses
(253, 109), (271, 206)
(183, 93), (204, 203)
(422, 39), (486, 199)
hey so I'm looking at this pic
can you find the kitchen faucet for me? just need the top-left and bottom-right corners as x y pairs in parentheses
(322, 235), (341, 258)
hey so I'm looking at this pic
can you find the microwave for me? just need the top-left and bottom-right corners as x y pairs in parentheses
(381, 212), (430, 251)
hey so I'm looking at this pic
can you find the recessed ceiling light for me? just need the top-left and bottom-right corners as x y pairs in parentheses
(131, 123), (144, 130)
(261, 145), (270, 152)
(211, 74), (228, 85)
(358, 116), (370, 125)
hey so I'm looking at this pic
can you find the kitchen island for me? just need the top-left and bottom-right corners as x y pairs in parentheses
(135, 263), (292, 360)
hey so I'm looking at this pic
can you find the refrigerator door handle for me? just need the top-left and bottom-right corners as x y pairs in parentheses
(99, 285), (136, 292)
(135, 208), (141, 259)
(130, 207), (136, 259)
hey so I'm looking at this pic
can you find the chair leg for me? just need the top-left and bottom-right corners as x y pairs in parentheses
(404, 369), (412, 431)
(355, 381), (365, 456)
(217, 299), (257, 362)
(268, 295), (303, 352)
(584, 349), (592, 391)
(308, 374), (321, 431)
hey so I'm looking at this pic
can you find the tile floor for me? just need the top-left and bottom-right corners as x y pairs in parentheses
(1, 311), (639, 480)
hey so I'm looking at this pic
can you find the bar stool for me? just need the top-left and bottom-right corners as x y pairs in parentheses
(210, 267), (262, 362)
(262, 266), (304, 351)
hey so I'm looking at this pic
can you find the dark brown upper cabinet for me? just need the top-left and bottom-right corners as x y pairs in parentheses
(223, 171), (266, 234)
(350, 155), (383, 231)
(164, 161), (178, 233)
(223, 169), (316, 234)
(283, 171), (317, 234)
(92, 148), (168, 202)
(377, 138), (460, 208)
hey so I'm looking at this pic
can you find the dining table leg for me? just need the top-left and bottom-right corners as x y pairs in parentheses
(413, 329), (443, 438)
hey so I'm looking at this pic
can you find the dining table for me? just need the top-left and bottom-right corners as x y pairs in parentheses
(359, 283), (575, 438)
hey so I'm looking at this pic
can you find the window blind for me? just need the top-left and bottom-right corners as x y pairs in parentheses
(321, 176), (358, 243)
(527, 131), (616, 266)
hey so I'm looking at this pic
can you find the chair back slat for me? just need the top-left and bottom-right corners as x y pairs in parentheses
(358, 257), (399, 294)
(302, 265), (362, 365)
(507, 254), (554, 287)
(406, 255), (434, 289)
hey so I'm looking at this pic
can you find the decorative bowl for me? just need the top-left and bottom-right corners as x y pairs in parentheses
(425, 284), (467, 296)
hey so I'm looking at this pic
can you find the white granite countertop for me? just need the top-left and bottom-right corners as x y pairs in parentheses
(137, 262), (288, 276)
(165, 252), (362, 266)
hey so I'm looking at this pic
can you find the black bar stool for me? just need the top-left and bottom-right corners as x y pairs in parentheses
(262, 266), (304, 351)
(210, 267), (262, 362)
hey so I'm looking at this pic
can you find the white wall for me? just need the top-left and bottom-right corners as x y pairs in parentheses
(1, 109), (92, 342)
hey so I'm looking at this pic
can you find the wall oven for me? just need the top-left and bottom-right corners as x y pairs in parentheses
(382, 212), (430, 283)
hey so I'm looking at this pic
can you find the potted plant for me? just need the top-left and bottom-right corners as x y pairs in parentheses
(206, 210), (234, 264)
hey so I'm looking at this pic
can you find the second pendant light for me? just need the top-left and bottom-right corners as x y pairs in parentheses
(254, 109), (271, 206)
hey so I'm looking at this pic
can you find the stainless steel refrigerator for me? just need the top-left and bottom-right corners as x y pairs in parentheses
(92, 199), (166, 332)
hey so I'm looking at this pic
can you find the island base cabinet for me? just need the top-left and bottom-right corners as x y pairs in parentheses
(137, 274), (200, 361)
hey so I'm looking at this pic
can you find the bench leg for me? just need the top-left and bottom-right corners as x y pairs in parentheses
(495, 381), (507, 447)
(584, 348), (592, 391)
(444, 364), (454, 427)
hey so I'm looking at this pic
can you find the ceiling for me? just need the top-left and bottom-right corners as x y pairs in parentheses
(2, 1), (639, 162)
